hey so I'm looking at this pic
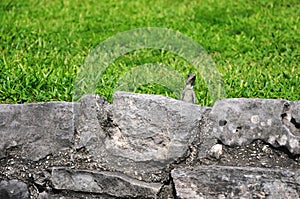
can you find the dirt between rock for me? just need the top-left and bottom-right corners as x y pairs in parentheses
(0, 138), (299, 198)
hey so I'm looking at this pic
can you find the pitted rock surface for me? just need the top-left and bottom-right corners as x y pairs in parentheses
(209, 98), (300, 154)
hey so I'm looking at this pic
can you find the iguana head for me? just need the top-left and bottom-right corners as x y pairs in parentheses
(186, 73), (196, 86)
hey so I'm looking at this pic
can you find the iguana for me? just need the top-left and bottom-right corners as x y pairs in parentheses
(181, 74), (197, 104)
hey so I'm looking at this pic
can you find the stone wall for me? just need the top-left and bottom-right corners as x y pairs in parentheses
(0, 92), (299, 199)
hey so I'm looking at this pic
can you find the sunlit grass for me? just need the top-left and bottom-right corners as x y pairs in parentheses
(0, 0), (299, 106)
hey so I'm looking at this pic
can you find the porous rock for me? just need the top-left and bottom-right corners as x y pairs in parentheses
(209, 98), (300, 154)
(171, 165), (300, 199)
(0, 102), (79, 161)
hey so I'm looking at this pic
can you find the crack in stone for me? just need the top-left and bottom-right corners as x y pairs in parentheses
(291, 118), (300, 129)
(281, 102), (300, 137)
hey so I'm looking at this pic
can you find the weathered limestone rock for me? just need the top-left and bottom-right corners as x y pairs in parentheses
(0, 179), (29, 199)
(172, 165), (300, 199)
(1, 94), (299, 198)
(51, 167), (162, 198)
(76, 94), (109, 150)
(209, 98), (300, 154)
(77, 92), (209, 181)
(291, 100), (300, 117)
(0, 102), (79, 161)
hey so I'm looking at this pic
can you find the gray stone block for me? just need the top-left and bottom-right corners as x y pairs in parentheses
(51, 167), (162, 198)
(76, 92), (209, 181)
(209, 98), (300, 154)
(0, 102), (79, 161)
(0, 179), (29, 199)
(172, 165), (300, 199)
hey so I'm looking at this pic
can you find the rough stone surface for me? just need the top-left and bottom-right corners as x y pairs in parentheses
(172, 165), (300, 199)
(51, 167), (162, 198)
(0, 179), (29, 199)
(0, 102), (79, 161)
(76, 94), (110, 150)
(209, 98), (300, 154)
(291, 101), (300, 122)
(0, 94), (300, 198)
(77, 92), (209, 181)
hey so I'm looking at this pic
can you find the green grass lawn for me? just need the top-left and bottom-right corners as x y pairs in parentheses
(0, 0), (299, 106)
